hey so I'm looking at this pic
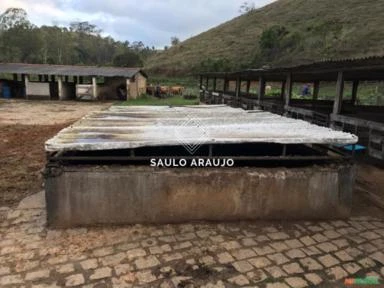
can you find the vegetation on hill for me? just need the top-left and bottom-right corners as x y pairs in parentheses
(145, 0), (384, 75)
(0, 8), (155, 67)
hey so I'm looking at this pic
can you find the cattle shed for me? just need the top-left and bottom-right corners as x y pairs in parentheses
(45, 105), (357, 227)
(199, 56), (384, 161)
(0, 63), (147, 101)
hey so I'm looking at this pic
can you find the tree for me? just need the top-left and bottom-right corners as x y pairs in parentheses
(113, 51), (143, 67)
(239, 2), (255, 14)
(0, 8), (30, 30)
(69, 21), (101, 36)
(171, 36), (180, 46)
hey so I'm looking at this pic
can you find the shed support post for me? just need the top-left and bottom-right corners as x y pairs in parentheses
(332, 71), (344, 115)
(24, 74), (29, 100)
(79, 76), (83, 84)
(38, 75), (43, 82)
(246, 80), (251, 96)
(64, 76), (69, 83)
(280, 80), (286, 100)
(313, 80), (320, 101)
(199, 75), (203, 90)
(213, 77), (217, 92)
(92, 77), (97, 100)
(206, 77), (209, 91)
(126, 79), (130, 101)
(235, 76), (241, 107)
(351, 80), (359, 106)
(284, 73), (293, 112)
(58, 76), (63, 100)
(13, 74), (18, 81)
(50, 75), (55, 82)
(258, 76), (265, 106)
(224, 78), (228, 93)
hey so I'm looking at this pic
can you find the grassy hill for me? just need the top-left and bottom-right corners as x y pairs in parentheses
(145, 0), (384, 75)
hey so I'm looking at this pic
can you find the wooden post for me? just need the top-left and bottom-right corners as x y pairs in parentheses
(280, 80), (286, 100)
(199, 75), (203, 90)
(332, 71), (344, 115)
(351, 80), (359, 105)
(258, 76), (265, 105)
(58, 76), (63, 100)
(50, 75), (55, 82)
(24, 75), (29, 100)
(79, 76), (83, 84)
(38, 75), (43, 82)
(64, 76), (69, 83)
(213, 77), (217, 91)
(313, 80), (320, 101)
(92, 77), (97, 100)
(206, 77), (209, 90)
(246, 80), (251, 95)
(44, 75), (49, 82)
(235, 76), (241, 106)
(13, 74), (18, 81)
(224, 78), (228, 93)
(284, 73), (293, 108)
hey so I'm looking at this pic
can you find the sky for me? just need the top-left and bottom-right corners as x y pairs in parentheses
(0, 0), (276, 48)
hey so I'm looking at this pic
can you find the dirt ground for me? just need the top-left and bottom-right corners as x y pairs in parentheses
(0, 99), (383, 218)
(0, 99), (111, 207)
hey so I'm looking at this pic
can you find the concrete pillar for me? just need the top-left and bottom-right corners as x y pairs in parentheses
(351, 80), (359, 105)
(24, 74), (29, 100)
(333, 71), (344, 115)
(58, 76), (63, 100)
(92, 77), (97, 100)
(258, 76), (266, 106)
(284, 73), (293, 109)
(126, 79), (130, 100)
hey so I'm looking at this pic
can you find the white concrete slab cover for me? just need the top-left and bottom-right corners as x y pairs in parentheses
(45, 105), (358, 152)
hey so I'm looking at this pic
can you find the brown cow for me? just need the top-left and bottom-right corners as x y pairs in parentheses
(170, 86), (185, 95)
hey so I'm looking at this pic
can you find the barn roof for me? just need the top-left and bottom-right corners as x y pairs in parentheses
(0, 63), (147, 78)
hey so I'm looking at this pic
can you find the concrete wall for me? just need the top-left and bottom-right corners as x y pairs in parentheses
(26, 82), (50, 99)
(76, 84), (94, 100)
(45, 164), (355, 227)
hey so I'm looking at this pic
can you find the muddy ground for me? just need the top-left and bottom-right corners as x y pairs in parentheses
(0, 99), (111, 207)
(0, 99), (383, 218)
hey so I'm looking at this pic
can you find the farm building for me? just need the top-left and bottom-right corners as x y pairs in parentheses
(199, 56), (384, 161)
(0, 63), (147, 101)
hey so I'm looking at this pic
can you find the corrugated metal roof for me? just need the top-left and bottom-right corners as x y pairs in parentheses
(0, 63), (147, 78)
(45, 105), (358, 152)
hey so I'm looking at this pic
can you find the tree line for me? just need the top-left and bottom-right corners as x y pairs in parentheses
(0, 8), (156, 67)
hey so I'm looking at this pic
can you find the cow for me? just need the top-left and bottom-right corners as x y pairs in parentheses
(170, 86), (185, 95)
